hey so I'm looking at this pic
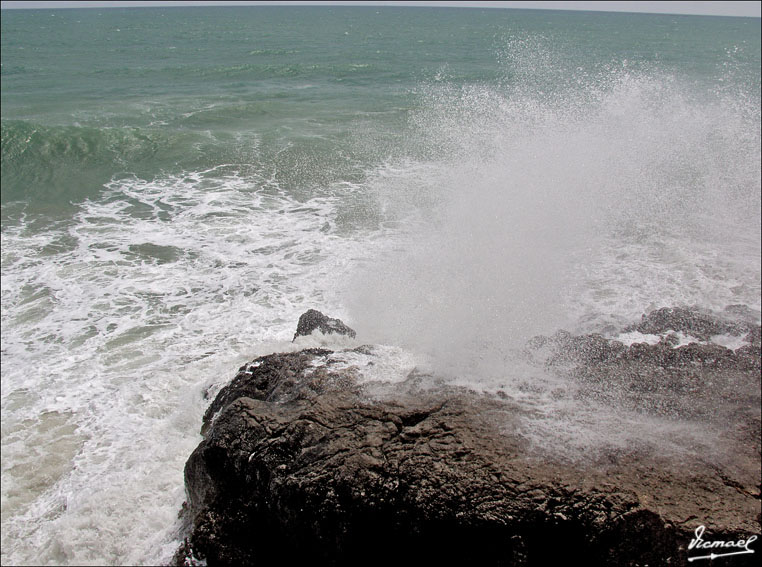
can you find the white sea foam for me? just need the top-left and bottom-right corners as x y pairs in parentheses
(614, 330), (751, 350)
(300, 340), (420, 386)
(710, 333), (751, 351)
(0, 168), (386, 565)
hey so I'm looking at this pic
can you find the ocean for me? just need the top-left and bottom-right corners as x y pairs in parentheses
(1, 5), (760, 565)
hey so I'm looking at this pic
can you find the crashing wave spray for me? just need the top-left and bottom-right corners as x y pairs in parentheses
(347, 38), (761, 384)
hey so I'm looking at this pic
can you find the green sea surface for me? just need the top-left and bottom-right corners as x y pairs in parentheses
(3, 6), (759, 213)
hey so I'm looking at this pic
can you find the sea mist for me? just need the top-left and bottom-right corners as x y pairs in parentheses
(348, 39), (761, 385)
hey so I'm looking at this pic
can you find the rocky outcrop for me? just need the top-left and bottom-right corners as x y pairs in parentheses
(623, 306), (757, 341)
(176, 309), (761, 566)
(293, 309), (356, 341)
(527, 309), (761, 426)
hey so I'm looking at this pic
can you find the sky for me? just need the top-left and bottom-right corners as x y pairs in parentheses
(0, 0), (760, 17)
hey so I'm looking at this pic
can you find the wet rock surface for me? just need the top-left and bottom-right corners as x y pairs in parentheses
(623, 306), (756, 341)
(176, 309), (761, 566)
(529, 308), (761, 427)
(293, 309), (356, 341)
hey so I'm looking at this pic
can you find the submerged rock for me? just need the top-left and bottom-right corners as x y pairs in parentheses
(176, 309), (761, 566)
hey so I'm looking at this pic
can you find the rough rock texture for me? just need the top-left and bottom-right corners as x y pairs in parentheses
(293, 309), (356, 341)
(623, 306), (757, 341)
(176, 309), (761, 566)
(199, 348), (360, 436)
(528, 310), (761, 427)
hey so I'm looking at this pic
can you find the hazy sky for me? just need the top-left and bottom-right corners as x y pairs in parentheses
(0, 1), (760, 17)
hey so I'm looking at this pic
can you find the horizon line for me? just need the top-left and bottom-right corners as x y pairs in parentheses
(1, 2), (760, 19)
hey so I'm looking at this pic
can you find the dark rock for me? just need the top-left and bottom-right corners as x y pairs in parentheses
(746, 326), (762, 348)
(177, 309), (761, 566)
(293, 309), (356, 341)
(526, 309), (761, 422)
(533, 331), (627, 365)
(625, 307), (750, 341)
(200, 348), (354, 436)
(661, 332), (681, 347)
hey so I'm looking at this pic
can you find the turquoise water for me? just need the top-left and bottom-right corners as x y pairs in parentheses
(1, 6), (760, 565)
(3, 7), (759, 210)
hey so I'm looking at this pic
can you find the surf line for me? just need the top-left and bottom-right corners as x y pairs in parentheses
(687, 525), (757, 562)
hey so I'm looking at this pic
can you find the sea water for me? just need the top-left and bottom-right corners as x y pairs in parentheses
(1, 6), (760, 565)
